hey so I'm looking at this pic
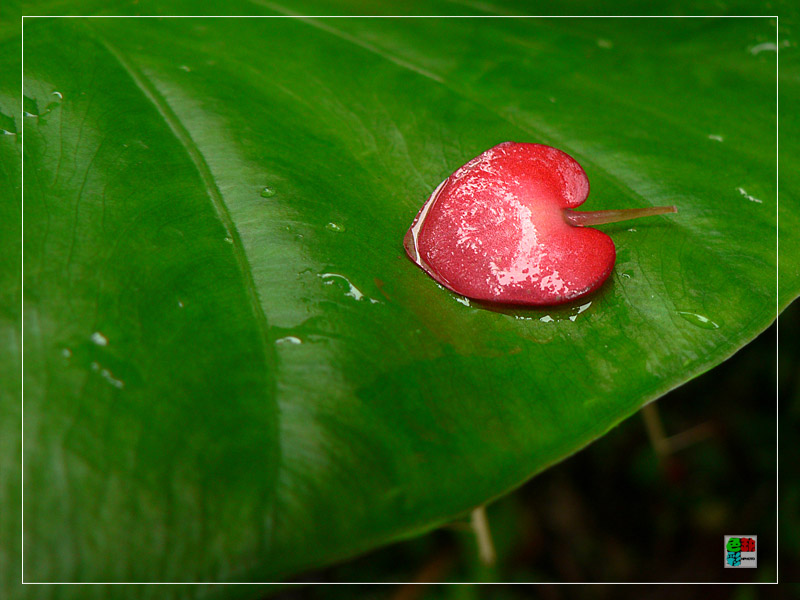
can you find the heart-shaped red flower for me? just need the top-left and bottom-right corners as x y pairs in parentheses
(404, 142), (675, 306)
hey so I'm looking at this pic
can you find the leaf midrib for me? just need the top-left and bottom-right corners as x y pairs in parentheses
(88, 27), (273, 344)
(83, 22), (283, 574)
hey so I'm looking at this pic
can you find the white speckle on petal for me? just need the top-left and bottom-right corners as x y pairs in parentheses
(539, 271), (566, 295)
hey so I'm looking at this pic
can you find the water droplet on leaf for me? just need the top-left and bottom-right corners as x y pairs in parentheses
(91, 331), (108, 346)
(0, 111), (17, 135)
(100, 368), (125, 389)
(749, 42), (777, 55)
(737, 187), (763, 204)
(318, 272), (367, 301)
(678, 311), (719, 330)
(23, 95), (40, 117)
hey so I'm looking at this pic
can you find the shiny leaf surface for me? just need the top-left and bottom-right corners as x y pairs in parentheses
(8, 5), (796, 595)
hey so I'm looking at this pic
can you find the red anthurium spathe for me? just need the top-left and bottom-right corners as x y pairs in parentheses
(404, 142), (676, 306)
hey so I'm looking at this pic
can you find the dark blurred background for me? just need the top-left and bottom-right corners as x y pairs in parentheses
(268, 299), (797, 595)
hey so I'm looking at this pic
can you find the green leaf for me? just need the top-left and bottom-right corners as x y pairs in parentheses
(0, 3), (22, 598)
(8, 6), (794, 594)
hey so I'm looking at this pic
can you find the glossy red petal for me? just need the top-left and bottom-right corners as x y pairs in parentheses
(404, 142), (616, 305)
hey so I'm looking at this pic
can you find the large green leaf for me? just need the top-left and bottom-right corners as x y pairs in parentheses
(1, 1), (22, 598)
(7, 3), (795, 594)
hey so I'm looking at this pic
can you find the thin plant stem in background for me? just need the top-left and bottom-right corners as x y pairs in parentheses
(470, 505), (496, 567)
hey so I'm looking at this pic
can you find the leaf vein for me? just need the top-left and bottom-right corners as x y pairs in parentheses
(90, 31), (273, 348)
